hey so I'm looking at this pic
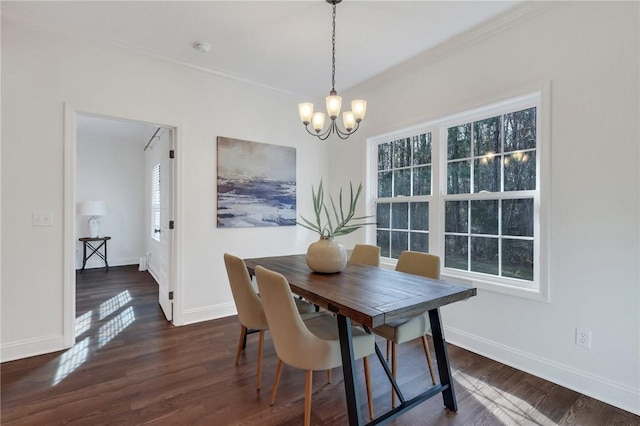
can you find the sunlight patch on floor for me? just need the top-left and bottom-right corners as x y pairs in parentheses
(456, 370), (554, 425)
(98, 306), (135, 348)
(53, 337), (90, 386)
(99, 290), (132, 320)
(75, 310), (92, 338)
(54, 289), (137, 385)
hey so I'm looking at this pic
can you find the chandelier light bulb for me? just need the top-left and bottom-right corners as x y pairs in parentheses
(326, 92), (342, 120)
(351, 100), (367, 122)
(312, 112), (326, 133)
(343, 111), (355, 131)
(299, 103), (314, 125)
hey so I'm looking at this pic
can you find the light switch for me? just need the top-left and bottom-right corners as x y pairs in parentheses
(32, 211), (53, 227)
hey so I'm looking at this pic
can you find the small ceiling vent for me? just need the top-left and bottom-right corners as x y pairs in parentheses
(193, 41), (211, 53)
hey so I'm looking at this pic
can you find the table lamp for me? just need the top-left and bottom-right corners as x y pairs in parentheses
(79, 201), (107, 238)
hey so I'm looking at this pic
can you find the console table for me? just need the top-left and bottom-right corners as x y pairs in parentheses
(79, 236), (111, 273)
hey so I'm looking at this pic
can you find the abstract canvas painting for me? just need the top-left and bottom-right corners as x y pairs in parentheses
(217, 136), (296, 228)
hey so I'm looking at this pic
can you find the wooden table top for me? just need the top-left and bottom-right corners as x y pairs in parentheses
(244, 254), (477, 328)
(79, 236), (111, 242)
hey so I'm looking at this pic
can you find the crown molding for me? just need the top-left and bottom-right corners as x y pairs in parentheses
(344, 1), (562, 96)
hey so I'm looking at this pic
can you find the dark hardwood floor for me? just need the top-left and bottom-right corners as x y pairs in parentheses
(1, 265), (638, 425)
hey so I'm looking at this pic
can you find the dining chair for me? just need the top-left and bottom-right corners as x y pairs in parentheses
(255, 265), (376, 425)
(372, 251), (439, 407)
(223, 253), (316, 390)
(348, 244), (381, 267)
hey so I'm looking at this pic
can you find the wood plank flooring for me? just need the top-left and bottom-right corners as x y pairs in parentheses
(1, 265), (638, 425)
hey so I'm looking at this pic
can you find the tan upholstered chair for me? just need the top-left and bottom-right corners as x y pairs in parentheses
(224, 253), (315, 390)
(372, 251), (439, 407)
(348, 244), (381, 267)
(255, 265), (376, 425)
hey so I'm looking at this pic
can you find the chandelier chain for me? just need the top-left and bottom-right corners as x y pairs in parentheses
(331, 2), (336, 92)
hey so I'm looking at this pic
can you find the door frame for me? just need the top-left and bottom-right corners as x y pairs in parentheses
(63, 103), (183, 348)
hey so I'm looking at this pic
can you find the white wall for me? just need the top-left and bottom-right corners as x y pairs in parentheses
(76, 116), (148, 270)
(1, 18), (327, 360)
(334, 2), (639, 415)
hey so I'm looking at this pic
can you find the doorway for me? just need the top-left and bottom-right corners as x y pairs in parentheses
(64, 105), (180, 349)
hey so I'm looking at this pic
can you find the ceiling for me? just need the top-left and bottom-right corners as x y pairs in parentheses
(2, 1), (524, 100)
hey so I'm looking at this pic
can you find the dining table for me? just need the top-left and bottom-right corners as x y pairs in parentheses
(243, 254), (477, 426)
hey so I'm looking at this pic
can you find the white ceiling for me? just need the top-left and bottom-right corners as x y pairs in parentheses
(2, 0), (523, 99)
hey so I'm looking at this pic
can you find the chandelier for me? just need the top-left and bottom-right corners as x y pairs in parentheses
(298, 0), (367, 140)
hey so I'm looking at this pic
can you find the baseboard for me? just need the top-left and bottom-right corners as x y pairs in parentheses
(110, 258), (139, 267)
(444, 326), (640, 416)
(76, 257), (139, 271)
(147, 265), (159, 283)
(1, 334), (65, 363)
(181, 302), (237, 326)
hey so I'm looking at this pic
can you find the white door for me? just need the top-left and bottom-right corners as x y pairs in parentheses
(151, 129), (174, 321)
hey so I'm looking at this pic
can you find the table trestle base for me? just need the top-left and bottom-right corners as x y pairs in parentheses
(366, 384), (449, 426)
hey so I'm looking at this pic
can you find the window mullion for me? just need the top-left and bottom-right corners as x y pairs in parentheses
(467, 200), (471, 273)
(470, 123), (475, 195)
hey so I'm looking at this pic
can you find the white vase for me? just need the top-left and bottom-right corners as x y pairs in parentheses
(306, 236), (347, 273)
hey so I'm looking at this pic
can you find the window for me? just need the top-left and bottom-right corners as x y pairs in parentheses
(368, 88), (548, 299)
(375, 133), (433, 259)
(444, 107), (536, 282)
(151, 163), (160, 241)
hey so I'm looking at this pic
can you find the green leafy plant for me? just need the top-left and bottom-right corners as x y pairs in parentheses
(297, 180), (375, 238)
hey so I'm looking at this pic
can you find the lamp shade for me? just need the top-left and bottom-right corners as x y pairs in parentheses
(326, 94), (342, 119)
(342, 111), (355, 131)
(351, 100), (367, 122)
(312, 112), (326, 133)
(298, 103), (314, 125)
(79, 201), (107, 217)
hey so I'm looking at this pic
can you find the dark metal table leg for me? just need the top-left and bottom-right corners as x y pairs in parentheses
(81, 242), (87, 273)
(428, 308), (457, 411)
(337, 314), (363, 426)
(80, 240), (109, 273)
(104, 239), (109, 271)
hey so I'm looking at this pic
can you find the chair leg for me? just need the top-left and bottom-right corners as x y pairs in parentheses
(304, 370), (313, 426)
(235, 325), (247, 365)
(391, 341), (397, 409)
(256, 330), (264, 390)
(327, 369), (331, 384)
(271, 359), (283, 406)
(363, 357), (374, 421)
(386, 339), (390, 361)
(421, 335), (436, 385)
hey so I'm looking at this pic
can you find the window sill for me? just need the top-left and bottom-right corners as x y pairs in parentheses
(442, 270), (549, 303)
(380, 258), (548, 303)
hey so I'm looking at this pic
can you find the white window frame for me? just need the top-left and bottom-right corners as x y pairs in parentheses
(373, 130), (436, 258)
(151, 163), (161, 242)
(366, 82), (550, 302)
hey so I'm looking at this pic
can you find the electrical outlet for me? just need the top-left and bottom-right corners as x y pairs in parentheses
(575, 327), (592, 349)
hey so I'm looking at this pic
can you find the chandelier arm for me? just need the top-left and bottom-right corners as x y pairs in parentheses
(304, 123), (333, 141)
(304, 119), (361, 141)
(333, 121), (360, 139)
